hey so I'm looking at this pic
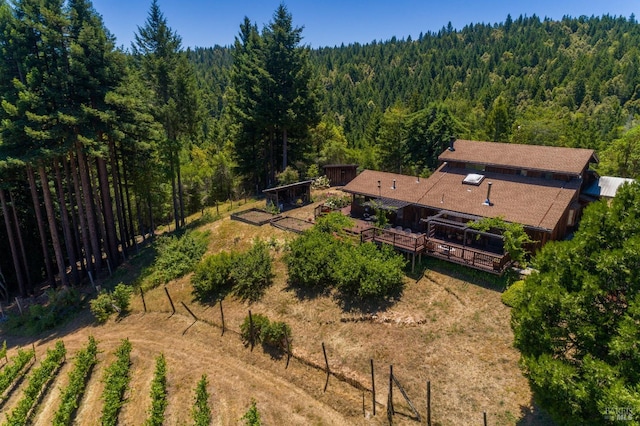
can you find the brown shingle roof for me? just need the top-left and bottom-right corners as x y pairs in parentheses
(416, 165), (580, 230)
(343, 167), (581, 231)
(439, 140), (596, 175)
(342, 170), (431, 205)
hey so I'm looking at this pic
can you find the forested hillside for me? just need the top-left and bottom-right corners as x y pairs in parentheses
(1, 2), (640, 305)
(192, 13), (640, 174)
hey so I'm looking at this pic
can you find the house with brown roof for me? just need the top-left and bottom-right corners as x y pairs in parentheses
(342, 139), (598, 273)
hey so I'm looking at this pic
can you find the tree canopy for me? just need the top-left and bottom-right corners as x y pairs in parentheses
(511, 181), (640, 424)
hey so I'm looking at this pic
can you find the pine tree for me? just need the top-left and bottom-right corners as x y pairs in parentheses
(133, 0), (200, 229)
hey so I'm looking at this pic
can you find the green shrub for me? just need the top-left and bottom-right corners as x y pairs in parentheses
(90, 292), (114, 324)
(276, 166), (299, 185)
(501, 279), (525, 307)
(261, 321), (292, 350)
(4, 288), (83, 335)
(284, 229), (339, 288)
(192, 251), (236, 302)
(146, 231), (209, 289)
(90, 284), (134, 323)
(286, 233), (406, 300)
(241, 399), (261, 426)
(240, 313), (291, 353)
(112, 284), (133, 313)
(354, 243), (406, 299)
(240, 313), (270, 346)
(313, 212), (354, 234)
(192, 239), (274, 303)
(231, 240), (274, 302)
(192, 375), (211, 426)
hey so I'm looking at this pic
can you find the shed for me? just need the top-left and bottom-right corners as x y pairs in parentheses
(263, 180), (313, 210)
(323, 164), (358, 186)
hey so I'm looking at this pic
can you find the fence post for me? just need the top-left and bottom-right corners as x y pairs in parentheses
(322, 342), (330, 392)
(388, 365), (394, 416)
(371, 359), (376, 416)
(483, 411), (488, 426)
(284, 333), (291, 369)
(219, 299), (225, 336)
(140, 288), (147, 313)
(249, 310), (254, 351)
(181, 301), (198, 321)
(164, 287), (175, 316)
(427, 380), (431, 426)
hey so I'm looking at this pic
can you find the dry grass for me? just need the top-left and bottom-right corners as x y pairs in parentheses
(2, 191), (553, 425)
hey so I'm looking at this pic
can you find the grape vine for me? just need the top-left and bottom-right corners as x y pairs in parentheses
(52, 336), (98, 426)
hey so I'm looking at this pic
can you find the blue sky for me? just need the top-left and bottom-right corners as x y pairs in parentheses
(91, 0), (638, 50)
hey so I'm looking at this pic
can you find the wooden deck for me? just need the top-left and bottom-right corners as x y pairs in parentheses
(425, 238), (511, 274)
(360, 228), (427, 253)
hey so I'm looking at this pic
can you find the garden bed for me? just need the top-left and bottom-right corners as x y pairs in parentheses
(270, 216), (315, 234)
(230, 208), (281, 226)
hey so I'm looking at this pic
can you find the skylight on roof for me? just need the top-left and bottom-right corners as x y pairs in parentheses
(462, 173), (485, 186)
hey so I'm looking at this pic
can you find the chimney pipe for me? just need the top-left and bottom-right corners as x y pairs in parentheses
(483, 182), (493, 206)
(392, 179), (396, 189)
(448, 136), (456, 151)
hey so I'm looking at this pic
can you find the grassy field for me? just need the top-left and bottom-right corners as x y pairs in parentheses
(2, 192), (554, 425)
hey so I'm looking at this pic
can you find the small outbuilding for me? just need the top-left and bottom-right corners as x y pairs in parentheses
(323, 164), (358, 186)
(263, 180), (313, 211)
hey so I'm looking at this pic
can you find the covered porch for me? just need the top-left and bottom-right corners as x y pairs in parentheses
(423, 211), (512, 274)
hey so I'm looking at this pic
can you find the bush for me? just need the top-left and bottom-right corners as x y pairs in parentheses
(4, 288), (84, 335)
(240, 313), (291, 352)
(276, 166), (300, 185)
(90, 284), (133, 323)
(145, 231), (209, 289)
(231, 240), (274, 302)
(501, 279), (525, 307)
(240, 313), (270, 346)
(192, 251), (236, 302)
(261, 321), (292, 350)
(312, 175), (330, 189)
(322, 194), (351, 210)
(313, 212), (354, 234)
(192, 240), (274, 303)
(306, 164), (320, 179)
(90, 292), (114, 324)
(286, 232), (406, 300)
(284, 230), (339, 289)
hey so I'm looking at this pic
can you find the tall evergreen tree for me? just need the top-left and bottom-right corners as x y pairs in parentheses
(132, 0), (199, 229)
(262, 4), (320, 172)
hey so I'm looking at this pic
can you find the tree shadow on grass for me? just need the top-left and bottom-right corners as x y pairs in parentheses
(283, 281), (333, 301)
(517, 400), (556, 425)
(333, 286), (404, 315)
(412, 257), (513, 293)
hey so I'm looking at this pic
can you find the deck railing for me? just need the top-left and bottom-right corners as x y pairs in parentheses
(425, 240), (511, 273)
(360, 228), (426, 253)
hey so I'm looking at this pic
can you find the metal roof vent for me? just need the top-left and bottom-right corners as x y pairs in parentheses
(462, 173), (485, 186)
(483, 182), (494, 206)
